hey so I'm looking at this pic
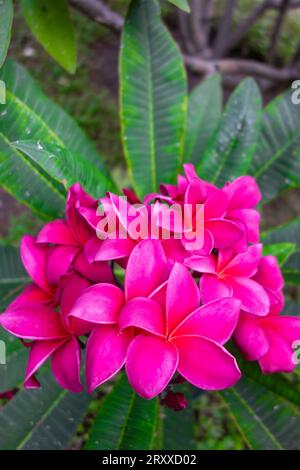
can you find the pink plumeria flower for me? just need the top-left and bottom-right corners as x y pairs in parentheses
(252, 255), (284, 315)
(69, 240), (170, 393)
(186, 244), (270, 315)
(234, 310), (300, 373)
(118, 260), (241, 399)
(0, 272), (91, 392)
(146, 164), (242, 256)
(85, 192), (148, 264)
(85, 192), (185, 269)
(223, 176), (261, 251)
(16, 235), (57, 307)
(37, 183), (113, 285)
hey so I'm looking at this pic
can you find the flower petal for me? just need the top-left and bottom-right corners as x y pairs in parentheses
(259, 331), (296, 374)
(119, 298), (165, 336)
(200, 274), (232, 304)
(37, 219), (78, 245)
(222, 244), (262, 278)
(20, 235), (50, 293)
(229, 277), (270, 315)
(253, 256), (284, 291)
(204, 189), (229, 219)
(233, 312), (270, 361)
(172, 335), (241, 390)
(205, 219), (242, 249)
(184, 178), (206, 205)
(69, 283), (124, 324)
(24, 339), (66, 389)
(46, 245), (79, 285)
(184, 254), (216, 274)
(149, 280), (168, 307)
(262, 315), (300, 344)
(73, 251), (114, 283)
(0, 305), (66, 340)
(182, 228), (213, 255)
(8, 284), (52, 309)
(173, 298), (240, 344)
(225, 176), (261, 210)
(52, 337), (83, 392)
(60, 272), (92, 335)
(227, 208), (260, 244)
(66, 183), (95, 244)
(86, 325), (132, 392)
(166, 263), (200, 334)
(86, 237), (136, 262)
(125, 240), (168, 301)
(126, 334), (178, 399)
(161, 238), (187, 265)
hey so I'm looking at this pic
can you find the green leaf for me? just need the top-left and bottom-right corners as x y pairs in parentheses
(20, 0), (76, 73)
(0, 61), (111, 217)
(0, 247), (31, 393)
(168, 0), (190, 13)
(282, 301), (300, 316)
(250, 89), (300, 203)
(0, 60), (108, 171)
(120, 0), (187, 198)
(85, 375), (159, 450)
(162, 405), (195, 449)
(184, 74), (222, 166)
(0, 246), (29, 288)
(0, 0), (13, 68)
(15, 141), (114, 198)
(262, 221), (300, 285)
(0, 132), (65, 219)
(198, 78), (262, 185)
(0, 371), (90, 450)
(0, 316), (27, 395)
(0, 245), (30, 309)
(281, 249), (300, 285)
(263, 242), (297, 266)
(262, 217), (300, 246)
(221, 375), (300, 450)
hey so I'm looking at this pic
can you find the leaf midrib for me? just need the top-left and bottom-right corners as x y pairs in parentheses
(143, 2), (156, 192)
(228, 386), (283, 449)
(16, 387), (68, 450)
(254, 115), (300, 179)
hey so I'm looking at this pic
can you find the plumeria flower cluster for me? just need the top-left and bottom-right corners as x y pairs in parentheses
(1, 165), (300, 406)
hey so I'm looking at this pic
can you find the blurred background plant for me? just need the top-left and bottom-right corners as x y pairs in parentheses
(1, 0), (300, 451)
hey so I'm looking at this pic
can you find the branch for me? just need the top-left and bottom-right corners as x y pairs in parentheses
(69, 0), (124, 32)
(189, 0), (208, 53)
(219, 0), (300, 57)
(178, 8), (196, 54)
(221, 0), (270, 56)
(269, 0), (300, 7)
(184, 54), (300, 82)
(268, 0), (291, 62)
(213, 0), (238, 58)
(201, 0), (214, 40)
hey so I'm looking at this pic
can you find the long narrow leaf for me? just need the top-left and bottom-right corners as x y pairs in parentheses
(184, 74), (222, 166)
(20, 0), (76, 73)
(0, 0), (13, 68)
(251, 89), (300, 203)
(198, 78), (262, 185)
(0, 371), (90, 450)
(120, 0), (187, 197)
(85, 375), (159, 450)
